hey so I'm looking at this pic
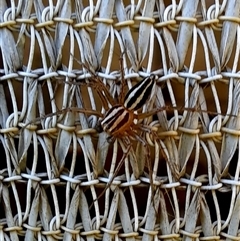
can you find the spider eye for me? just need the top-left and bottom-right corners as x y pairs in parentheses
(106, 135), (116, 143)
(95, 119), (103, 133)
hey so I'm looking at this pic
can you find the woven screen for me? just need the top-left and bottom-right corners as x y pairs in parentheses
(1, 0), (240, 240)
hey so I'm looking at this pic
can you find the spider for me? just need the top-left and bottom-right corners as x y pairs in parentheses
(96, 73), (157, 143)
(62, 62), (179, 209)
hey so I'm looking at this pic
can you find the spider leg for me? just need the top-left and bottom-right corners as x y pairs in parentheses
(118, 51), (128, 104)
(136, 123), (180, 180)
(90, 140), (132, 209)
(125, 127), (159, 215)
(137, 106), (168, 120)
(22, 108), (103, 130)
(92, 78), (116, 109)
(66, 107), (103, 117)
(70, 77), (113, 111)
(70, 54), (117, 108)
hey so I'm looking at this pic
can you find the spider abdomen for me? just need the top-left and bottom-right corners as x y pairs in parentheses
(124, 74), (156, 111)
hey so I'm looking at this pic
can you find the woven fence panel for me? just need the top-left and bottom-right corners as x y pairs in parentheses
(1, 0), (240, 240)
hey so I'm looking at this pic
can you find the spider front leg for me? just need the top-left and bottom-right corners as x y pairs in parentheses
(137, 122), (180, 180)
(90, 138), (132, 208)
(124, 127), (160, 212)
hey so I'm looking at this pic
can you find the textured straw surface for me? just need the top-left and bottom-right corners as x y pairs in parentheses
(1, 0), (240, 240)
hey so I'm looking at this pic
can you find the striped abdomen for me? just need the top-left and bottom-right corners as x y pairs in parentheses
(101, 105), (135, 136)
(124, 74), (156, 111)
